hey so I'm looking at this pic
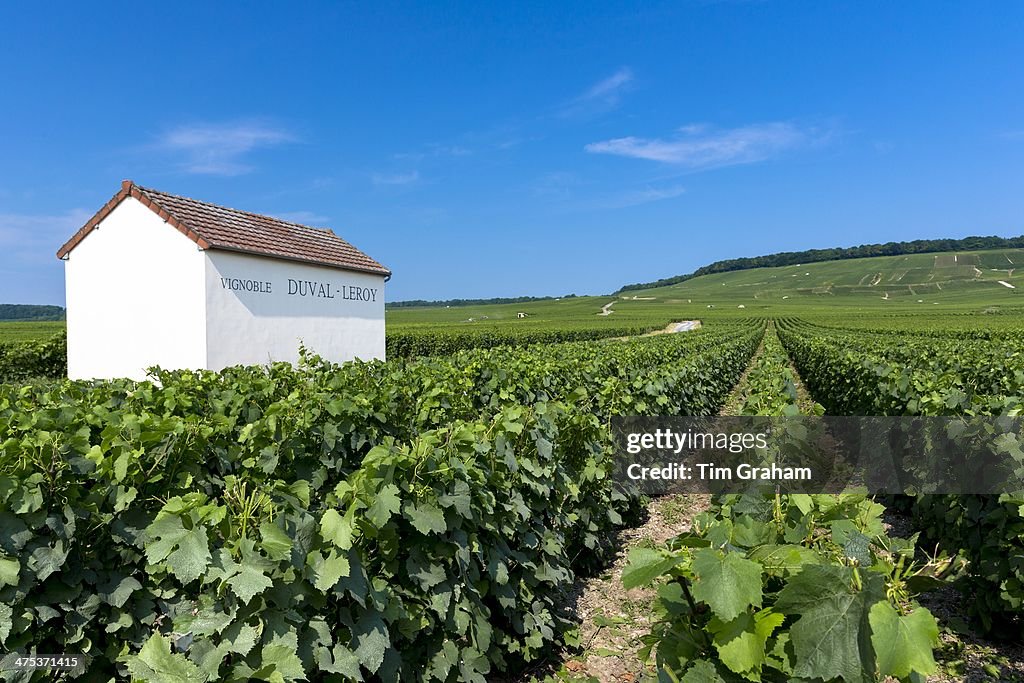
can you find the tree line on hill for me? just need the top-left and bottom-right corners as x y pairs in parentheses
(0, 304), (65, 321)
(387, 294), (579, 309)
(615, 235), (1024, 293)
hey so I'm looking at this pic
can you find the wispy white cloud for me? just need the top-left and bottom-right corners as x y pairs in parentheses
(532, 174), (686, 211)
(559, 67), (634, 118)
(0, 208), (93, 263)
(873, 140), (895, 155)
(584, 67), (634, 102)
(394, 144), (472, 161)
(430, 144), (472, 157)
(155, 121), (295, 175)
(496, 138), (525, 150)
(1001, 130), (1024, 141)
(371, 170), (420, 186)
(532, 171), (581, 200)
(602, 184), (687, 208)
(271, 210), (331, 226)
(585, 122), (811, 168)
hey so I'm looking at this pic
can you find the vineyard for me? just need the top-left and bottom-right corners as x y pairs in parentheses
(1, 311), (1023, 681)
(5, 0), (1024, 677)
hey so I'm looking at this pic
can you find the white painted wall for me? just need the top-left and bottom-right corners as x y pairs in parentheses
(63, 199), (386, 378)
(64, 198), (207, 380)
(204, 250), (386, 370)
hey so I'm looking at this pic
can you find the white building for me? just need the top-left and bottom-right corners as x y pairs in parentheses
(57, 180), (390, 380)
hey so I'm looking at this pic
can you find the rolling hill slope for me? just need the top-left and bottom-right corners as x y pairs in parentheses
(629, 248), (1024, 308)
(387, 247), (1024, 331)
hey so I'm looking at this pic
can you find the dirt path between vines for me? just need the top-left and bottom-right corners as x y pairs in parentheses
(554, 494), (712, 682)
(605, 321), (702, 343)
(717, 333), (766, 416)
(500, 334), (768, 682)
(492, 493), (712, 683)
(780, 342), (821, 414)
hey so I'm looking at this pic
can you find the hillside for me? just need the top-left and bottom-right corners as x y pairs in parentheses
(628, 247), (1024, 308)
(385, 247), (1024, 334)
(0, 303), (65, 321)
(616, 234), (1024, 293)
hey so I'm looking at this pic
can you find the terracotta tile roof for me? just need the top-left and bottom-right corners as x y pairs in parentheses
(56, 180), (391, 277)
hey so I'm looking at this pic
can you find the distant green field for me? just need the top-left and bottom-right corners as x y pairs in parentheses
(0, 321), (65, 343)
(387, 247), (1024, 332)
(387, 296), (678, 330)
(6, 248), (1021, 343)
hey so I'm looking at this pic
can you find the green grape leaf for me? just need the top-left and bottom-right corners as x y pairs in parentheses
(622, 547), (685, 589)
(226, 623), (260, 656)
(256, 640), (306, 682)
(29, 541), (69, 580)
(842, 531), (872, 566)
(100, 575), (142, 608)
(681, 660), (726, 683)
(127, 633), (207, 683)
(438, 481), (472, 517)
(323, 644), (363, 679)
(407, 557), (447, 591)
(774, 564), (884, 682)
(0, 556), (19, 588)
(167, 525), (211, 585)
(227, 565), (274, 604)
(868, 602), (939, 679)
(113, 453), (130, 482)
(259, 521), (294, 560)
(194, 643), (231, 679)
(690, 549), (763, 621)
(405, 501), (447, 536)
(748, 544), (819, 577)
(0, 603), (11, 645)
(709, 609), (785, 677)
(320, 508), (354, 550)
(352, 613), (390, 673)
(790, 494), (814, 515)
(144, 515), (211, 584)
(366, 484), (401, 528)
(313, 549), (351, 592)
(427, 640), (459, 681)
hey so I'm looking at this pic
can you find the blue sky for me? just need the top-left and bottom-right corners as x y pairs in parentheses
(2, 1), (1023, 304)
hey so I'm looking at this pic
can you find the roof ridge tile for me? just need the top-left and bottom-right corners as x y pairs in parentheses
(56, 180), (390, 277)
